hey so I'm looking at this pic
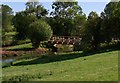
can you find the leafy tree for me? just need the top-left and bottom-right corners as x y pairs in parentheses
(1, 4), (14, 46)
(2, 4), (13, 33)
(50, 0), (86, 36)
(72, 14), (86, 36)
(13, 12), (37, 40)
(28, 20), (53, 48)
(102, 1), (120, 42)
(0, 5), (2, 46)
(13, 1), (48, 40)
(0, 5), (2, 29)
(81, 11), (102, 52)
(25, 0), (48, 19)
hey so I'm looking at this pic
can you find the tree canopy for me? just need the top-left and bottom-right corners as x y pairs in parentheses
(102, 1), (120, 41)
(28, 20), (53, 48)
(2, 4), (13, 33)
(25, 1), (48, 19)
(2, 1), (120, 51)
(81, 11), (102, 52)
(13, 1), (48, 40)
(50, 1), (86, 36)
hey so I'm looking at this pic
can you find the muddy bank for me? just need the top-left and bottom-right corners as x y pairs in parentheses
(0, 48), (49, 59)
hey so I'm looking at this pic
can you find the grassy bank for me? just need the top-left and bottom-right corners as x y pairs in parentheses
(2, 50), (118, 81)
(6, 43), (32, 51)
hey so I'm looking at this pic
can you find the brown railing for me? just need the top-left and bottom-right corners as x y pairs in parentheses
(49, 36), (81, 45)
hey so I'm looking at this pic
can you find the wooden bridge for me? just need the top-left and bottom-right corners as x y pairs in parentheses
(49, 36), (82, 45)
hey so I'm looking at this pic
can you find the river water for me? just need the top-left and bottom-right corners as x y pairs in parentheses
(0, 57), (15, 63)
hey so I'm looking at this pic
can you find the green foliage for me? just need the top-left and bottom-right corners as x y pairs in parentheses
(2, 36), (14, 46)
(81, 11), (102, 52)
(2, 4), (13, 33)
(2, 4), (14, 46)
(13, 12), (37, 40)
(59, 45), (73, 52)
(51, 1), (82, 19)
(50, 1), (86, 36)
(81, 2), (120, 53)
(102, 1), (120, 42)
(2, 1), (120, 53)
(13, 1), (48, 41)
(25, 1), (48, 19)
(28, 20), (53, 48)
(73, 44), (82, 51)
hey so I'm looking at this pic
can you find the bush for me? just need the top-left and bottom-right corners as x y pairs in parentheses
(28, 20), (53, 48)
(54, 44), (73, 52)
(2, 36), (14, 46)
(41, 41), (58, 52)
(73, 43), (82, 51)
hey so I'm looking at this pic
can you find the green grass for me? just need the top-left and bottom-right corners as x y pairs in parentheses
(2, 50), (118, 81)
(6, 43), (32, 50)
(5, 32), (17, 36)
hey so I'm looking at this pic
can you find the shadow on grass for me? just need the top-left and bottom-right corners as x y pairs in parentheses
(8, 48), (34, 51)
(13, 48), (119, 66)
(13, 52), (84, 66)
(83, 47), (120, 56)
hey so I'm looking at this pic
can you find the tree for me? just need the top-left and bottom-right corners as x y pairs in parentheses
(28, 20), (53, 48)
(13, 1), (48, 40)
(81, 11), (102, 52)
(1, 4), (14, 46)
(13, 12), (37, 40)
(2, 4), (13, 33)
(50, 0), (86, 36)
(13, 1), (50, 48)
(0, 5), (2, 29)
(25, 0), (48, 19)
(102, 1), (120, 42)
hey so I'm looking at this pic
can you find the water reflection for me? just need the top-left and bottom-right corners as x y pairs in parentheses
(1, 57), (15, 63)
(2, 59), (14, 62)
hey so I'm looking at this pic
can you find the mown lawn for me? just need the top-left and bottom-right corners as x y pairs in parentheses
(2, 50), (118, 81)
(5, 32), (17, 36)
(6, 43), (32, 50)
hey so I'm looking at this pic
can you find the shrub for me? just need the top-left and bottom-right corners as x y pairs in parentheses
(28, 20), (53, 48)
(73, 43), (82, 51)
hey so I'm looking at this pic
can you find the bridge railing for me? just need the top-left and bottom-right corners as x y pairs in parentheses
(49, 36), (82, 45)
